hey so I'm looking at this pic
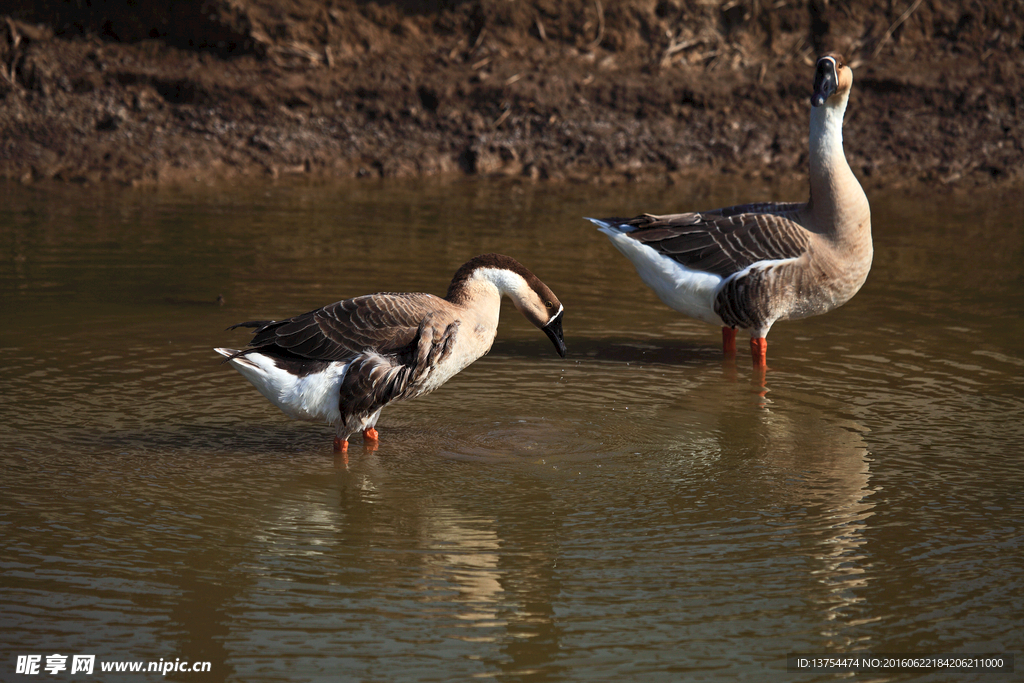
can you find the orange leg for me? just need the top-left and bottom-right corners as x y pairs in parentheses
(750, 337), (768, 367)
(363, 427), (379, 442)
(334, 450), (349, 469)
(722, 326), (737, 354)
(333, 436), (349, 452)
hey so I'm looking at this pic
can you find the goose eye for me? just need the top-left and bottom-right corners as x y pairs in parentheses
(545, 300), (553, 309)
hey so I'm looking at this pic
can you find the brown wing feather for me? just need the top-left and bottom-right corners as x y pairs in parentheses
(338, 317), (460, 419)
(238, 293), (446, 361)
(605, 203), (812, 277)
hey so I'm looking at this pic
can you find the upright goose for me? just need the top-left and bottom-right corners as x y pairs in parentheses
(216, 254), (566, 452)
(591, 53), (871, 367)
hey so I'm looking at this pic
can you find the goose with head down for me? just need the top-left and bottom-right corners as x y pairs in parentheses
(216, 254), (566, 452)
(590, 53), (871, 367)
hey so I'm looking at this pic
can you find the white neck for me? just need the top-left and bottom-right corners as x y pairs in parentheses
(807, 93), (869, 235)
(471, 267), (531, 304)
(809, 94), (848, 172)
(440, 268), (520, 358)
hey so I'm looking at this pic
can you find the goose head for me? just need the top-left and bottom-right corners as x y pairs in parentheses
(447, 254), (567, 358)
(516, 279), (566, 359)
(811, 53), (853, 108)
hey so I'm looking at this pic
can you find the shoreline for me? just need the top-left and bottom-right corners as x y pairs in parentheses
(2, 1), (1021, 190)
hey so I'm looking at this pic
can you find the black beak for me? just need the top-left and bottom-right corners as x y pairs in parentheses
(811, 58), (838, 107)
(543, 309), (566, 358)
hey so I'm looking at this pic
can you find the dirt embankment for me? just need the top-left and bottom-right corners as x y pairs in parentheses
(1, 0), (1021, 188)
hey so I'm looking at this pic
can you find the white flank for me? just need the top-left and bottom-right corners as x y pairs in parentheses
(592, 220), (724, 326)
(215, 348), (348, 426)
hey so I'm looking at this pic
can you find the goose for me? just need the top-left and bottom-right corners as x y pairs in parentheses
(590, 53), (871, 367)
(216, 254), (566, 452)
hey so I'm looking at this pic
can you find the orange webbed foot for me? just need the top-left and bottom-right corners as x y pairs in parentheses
(363, 428), (379, 442)
(333, 436), (349, 453)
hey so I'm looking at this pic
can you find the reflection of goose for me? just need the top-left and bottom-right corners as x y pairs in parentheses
(592, 53), (872, 367)
(422, 508), (504, 627)
(749, 402), (874, 649)
(217, 254), (566, 452)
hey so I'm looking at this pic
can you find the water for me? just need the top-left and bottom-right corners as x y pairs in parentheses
(1, 178), (1021, 681)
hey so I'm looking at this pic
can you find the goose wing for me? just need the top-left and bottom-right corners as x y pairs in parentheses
(232, 293), (445, 361)
(606, 202), (811, 277)
(339, 315), (461, 416)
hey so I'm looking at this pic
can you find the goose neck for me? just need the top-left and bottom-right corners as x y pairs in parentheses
(806, 98), (869, 231)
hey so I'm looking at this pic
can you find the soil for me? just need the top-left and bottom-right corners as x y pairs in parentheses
(1, 0), (1022, 190)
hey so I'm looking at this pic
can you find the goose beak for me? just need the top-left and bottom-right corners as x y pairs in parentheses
(811, 57), (838, 107)
(543, 308), (567, 358)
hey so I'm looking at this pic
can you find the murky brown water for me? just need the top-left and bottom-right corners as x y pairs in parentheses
(2, 179), (1022, 681)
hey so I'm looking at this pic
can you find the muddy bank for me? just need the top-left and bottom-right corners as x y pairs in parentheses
(1, 0), (1021, 189)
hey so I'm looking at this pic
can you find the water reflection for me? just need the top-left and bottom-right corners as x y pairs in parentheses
(422, 508), (504, 631)
(355, 455), (566, 677)
(2, 179), (1022, 681)
(755, 402), (875, 650)
(288, 355), (883, 677)
(648, 358), (880, 656)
